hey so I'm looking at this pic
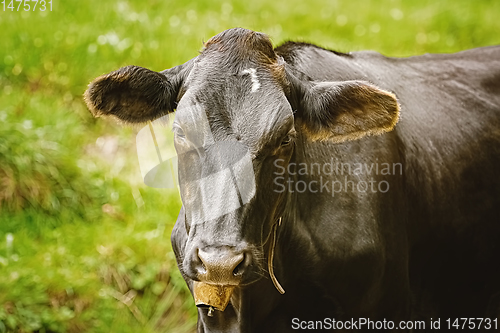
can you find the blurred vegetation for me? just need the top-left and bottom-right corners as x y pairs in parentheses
(0, 0), (499, 331)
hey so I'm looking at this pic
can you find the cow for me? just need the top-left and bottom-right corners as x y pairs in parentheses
(84, 28), (500, 332)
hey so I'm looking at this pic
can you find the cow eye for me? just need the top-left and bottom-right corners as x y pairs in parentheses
(173, 125), (185, 139)
(281, 134), (293, 146)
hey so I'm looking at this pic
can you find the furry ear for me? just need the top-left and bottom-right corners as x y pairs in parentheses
(295, 80), (400, 142)
(84, 61), (193, 124)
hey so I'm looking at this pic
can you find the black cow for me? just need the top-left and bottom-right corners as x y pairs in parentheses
(84, 28), (500, 332)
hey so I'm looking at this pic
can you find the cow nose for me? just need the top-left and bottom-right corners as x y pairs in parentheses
(195, 247), (248, 285)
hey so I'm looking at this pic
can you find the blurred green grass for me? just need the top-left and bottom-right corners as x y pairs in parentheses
(0, 0), (499, 332)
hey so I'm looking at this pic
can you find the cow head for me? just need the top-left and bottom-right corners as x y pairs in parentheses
(84, 28), (399, 296)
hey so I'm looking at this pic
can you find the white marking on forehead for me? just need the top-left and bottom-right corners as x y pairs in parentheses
(242, 68), (261, 93)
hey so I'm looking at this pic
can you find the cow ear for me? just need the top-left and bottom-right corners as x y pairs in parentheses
(84, 60), (193, 124)
(295, 80), (400, 142)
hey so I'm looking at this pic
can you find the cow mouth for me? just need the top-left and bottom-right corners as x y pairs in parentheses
(193, 281), (235, 315)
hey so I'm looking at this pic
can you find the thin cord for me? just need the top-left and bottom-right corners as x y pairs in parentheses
(268, 217), (285, 294)
(148, 121), (163, 163)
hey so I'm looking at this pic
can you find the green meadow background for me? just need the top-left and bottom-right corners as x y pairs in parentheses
(1, 0), (499, 331)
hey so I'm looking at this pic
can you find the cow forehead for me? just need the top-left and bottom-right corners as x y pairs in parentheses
(176, 68), (294, 148)
(187, 55), (279, 84)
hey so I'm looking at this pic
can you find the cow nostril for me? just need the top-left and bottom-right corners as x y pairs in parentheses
(200, 262), (207, 274)
(232, 252), (249, 276)
(233, 259), (244, 276)
(195, 249), (207, 274)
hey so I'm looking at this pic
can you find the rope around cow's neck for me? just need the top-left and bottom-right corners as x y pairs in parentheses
(268, 217), (285, 294)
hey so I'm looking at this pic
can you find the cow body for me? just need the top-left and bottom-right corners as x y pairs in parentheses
(171, 42), (500, 332)
(84, 29), (500, 332)
(278, 40), (500, 308)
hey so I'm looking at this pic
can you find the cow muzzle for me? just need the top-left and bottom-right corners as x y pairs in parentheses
(195, 246), (249, 283)
(187, 245), (250, 314)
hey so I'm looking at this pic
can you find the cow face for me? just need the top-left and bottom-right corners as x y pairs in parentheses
(84, 28), (399, 290)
